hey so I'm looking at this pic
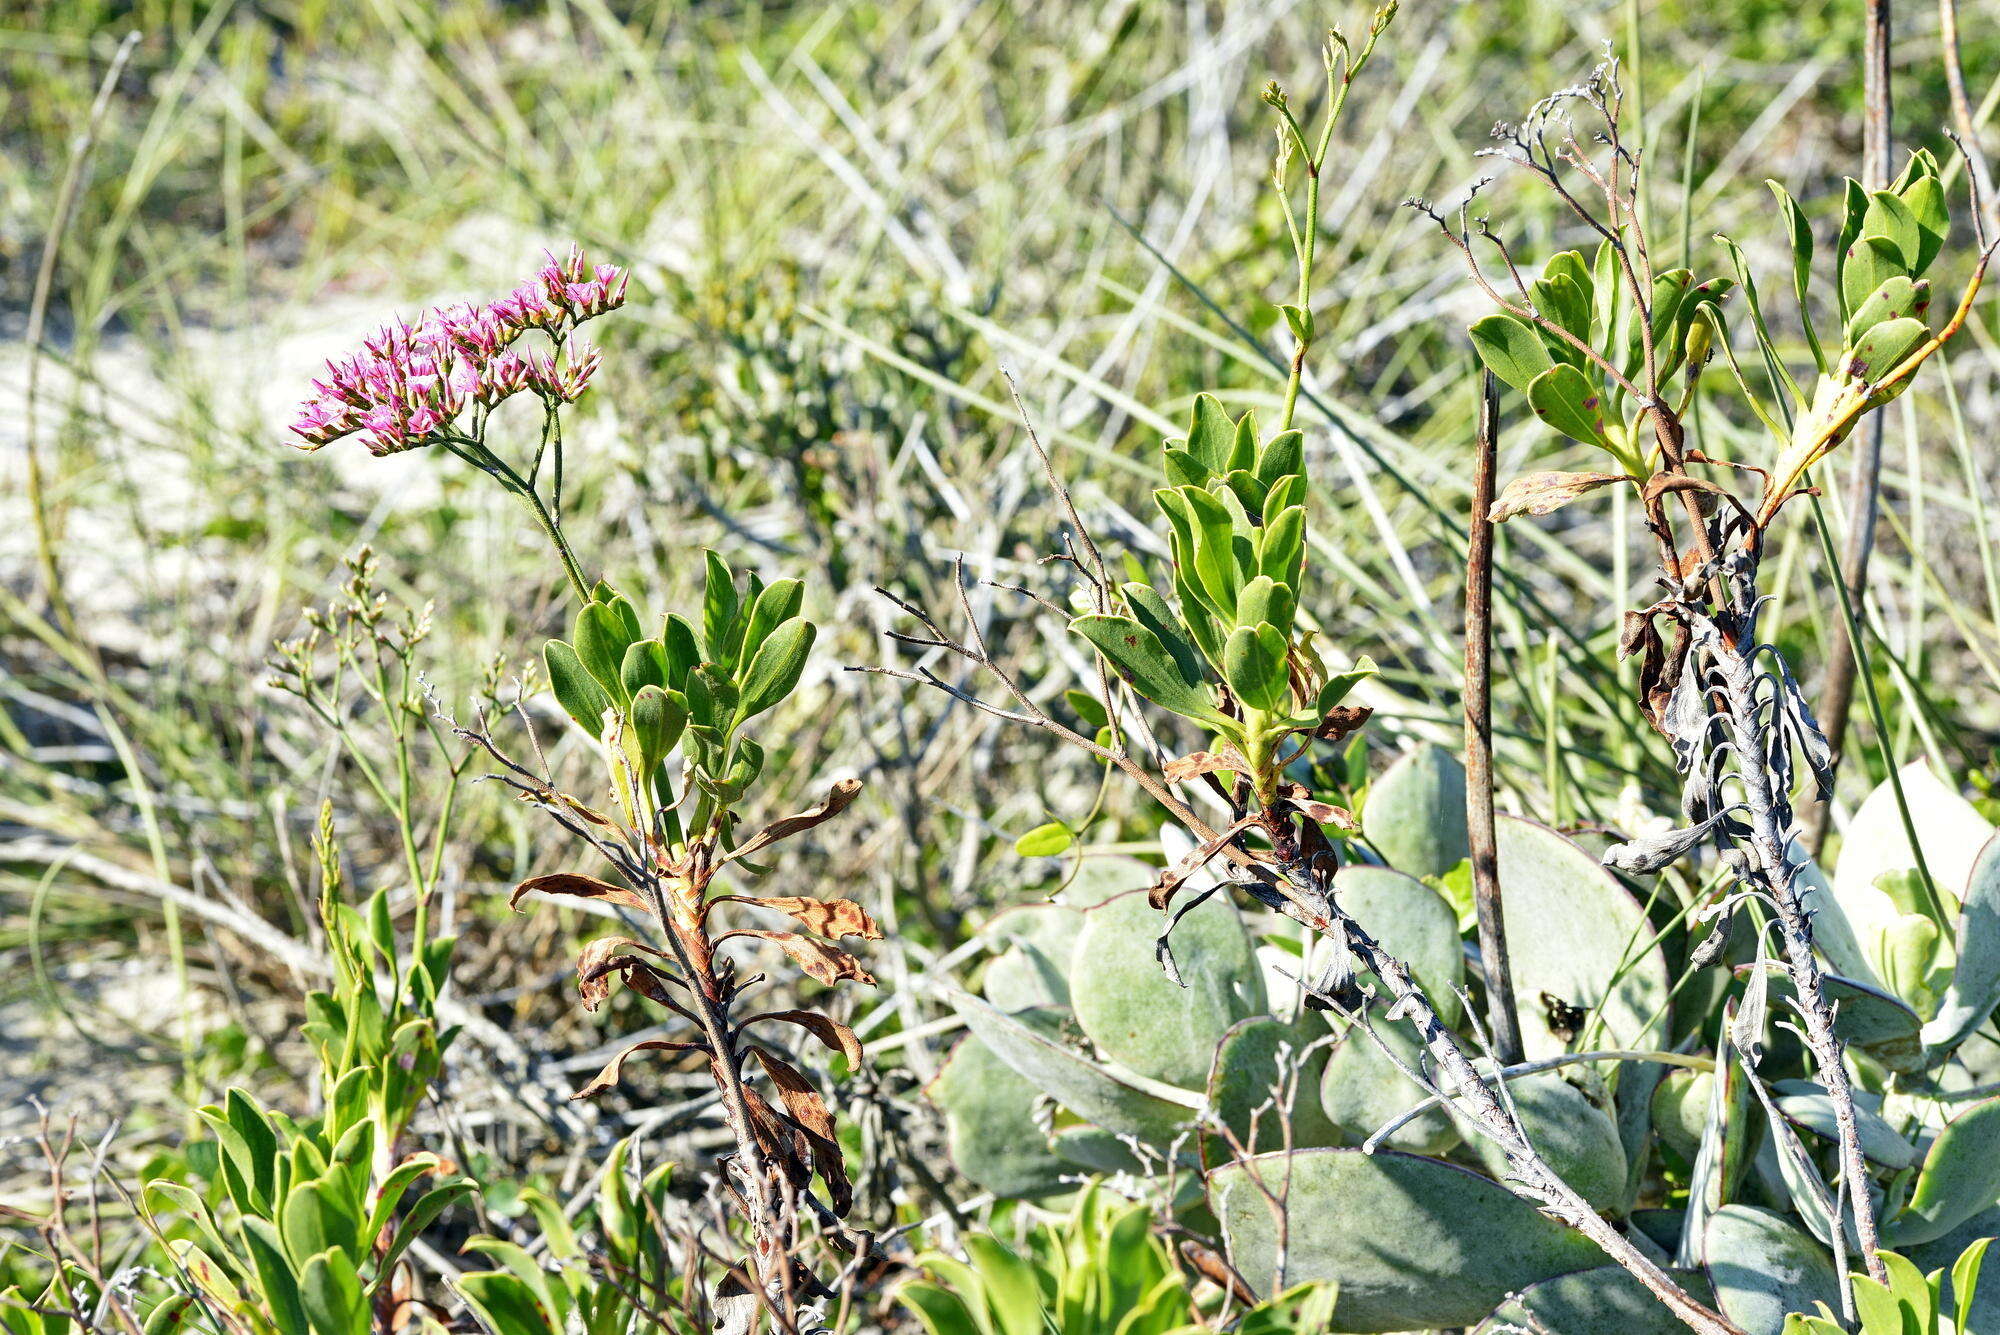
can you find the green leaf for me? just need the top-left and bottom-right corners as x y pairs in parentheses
(1846, 315), (1929, 388)
(1836, 177), (1870, 319)
(1469, 313), (1555, 393)
(376, 1182), (473, 1285)
(1767, 180), (1824, 370)
(1313, 658), (1375, 714)
(280, 1177), (361, 1270)
(544, 640), (613, 738)
(741, 578), (805, 660)
(571, 603), (633, 702)
(1121, 583), (1207, 683)
(1184, 393), (1237, 477)
(1014, 823), (1073, 858)
(1234, 576), (1294, 638)
(660, 615), (700, 689)
(1279, 303), (1314, 347)
(619, 640), (668, 696)
(1222, 623), (1290, 713)
(627, 685), (686, 773)
(1862, 189), (1924, 270)
(1901, 174), (1949, 274)
(961, 1236), (1044, 1335)
(1257, 506), (1306, 592)
(735, 617), (815, 722)
(1842, 236), (1912, 325)
(1886, 1096), (2000, 1246)
(1254, 429), (1304, 487)
(1072, 614), (1228, 727)
(298, 1250), (365, 1335)
(1525, 363), (1613, 450)
(1531, 272), (1591, 368)
(1844, 275), (1930, 346)
(457, 1273), (557, 1335)
(1544, 249), (1594, 312)
(700, 551), (739, 666)
(1953, 1236), (1992, 1332)
(898, 1282), (983, 1335)
(242, 1219), (310, 1335)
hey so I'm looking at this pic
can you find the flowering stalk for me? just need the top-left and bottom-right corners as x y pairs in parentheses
(288, 245), (626, 601)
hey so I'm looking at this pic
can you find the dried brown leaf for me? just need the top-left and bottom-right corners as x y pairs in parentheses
(1489, 470), (1628, 522)
(745, 1009), (865, 1065)
(575, 936), (673, 1011)
(723, 778), (863, 864)
(717, 930), (876, 986)
(1150, 814), (1260, 911)
(748, 1046), (852, 1214)
(570, 1037), (705, 1100)
(512, 872), (647, 914)
(1163, 746), (1250, 784)
(711, 895), (881, 940)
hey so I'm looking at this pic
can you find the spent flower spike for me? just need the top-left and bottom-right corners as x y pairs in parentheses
(287, 245), (627, 455)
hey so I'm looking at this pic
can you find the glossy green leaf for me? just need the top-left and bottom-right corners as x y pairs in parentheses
(1013, 822), (1073, 858)
(1842, 236), (1913, 326)
(1071, 614), (1227, 727)
(544, 640), (614, 738)
(735, 616), (814, 721)
(298, 1251), (366, 1335)
(1526, 361), (1614, 449)
(1222, 623), (1289, 713)
(1469, 313), (1555, 393)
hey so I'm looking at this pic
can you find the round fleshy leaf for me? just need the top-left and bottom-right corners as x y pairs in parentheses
(1832, 761), (1994, 981)
(1317, 1020), (1459, 1155)
(1884, 1094), (2000, 1247)
(1925, 831), (2000, 1056)
(1361, 745), (1468, 880)
(1460, 1073), (1627, 1214)
(1497, 815), (1672, 1058)
(1745, 963), (1924, 1072)
(1207, 1015), (1340, 1153)
(926, 1036), (1069, 1199)
(1474, 1264), (1715, 1334)
(1209, 1148), (1601, 1328)
(1772, 1079), (1917, 1170)
(982, 943), (1069, 1012)
(1069, 890), (1265, 1088)
(948, 993), (1190, 1145)
(1327, 864), (1464, 1025)
(1704, 1205), (1842, 1335)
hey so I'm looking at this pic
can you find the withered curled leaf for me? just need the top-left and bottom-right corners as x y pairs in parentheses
(748, 1046), (853, 1214)
(1489, 470), (1628, 522)
(744, 1009), (865, 1066)
(723, 777), (864, 864)
(717, 930), (876, 986)
(710, 895), (881, 940)
(1163, 746), (1251, 784)
(1310, 704), (1372, 744)
(512, 872), (647, 914)
(1150, 814), (1260, 911)
(571, 1037), (706, 1100)
(1278, 783), (1360, 834)
(575, 936), (675, 1010)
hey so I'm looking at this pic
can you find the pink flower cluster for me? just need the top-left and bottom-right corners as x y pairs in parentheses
(289, 246), (627, 456)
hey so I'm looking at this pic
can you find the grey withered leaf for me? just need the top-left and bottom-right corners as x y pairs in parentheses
(1601, 806), (1742, 875)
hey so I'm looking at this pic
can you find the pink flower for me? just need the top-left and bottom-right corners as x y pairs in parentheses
(287, 245), (627, 453)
